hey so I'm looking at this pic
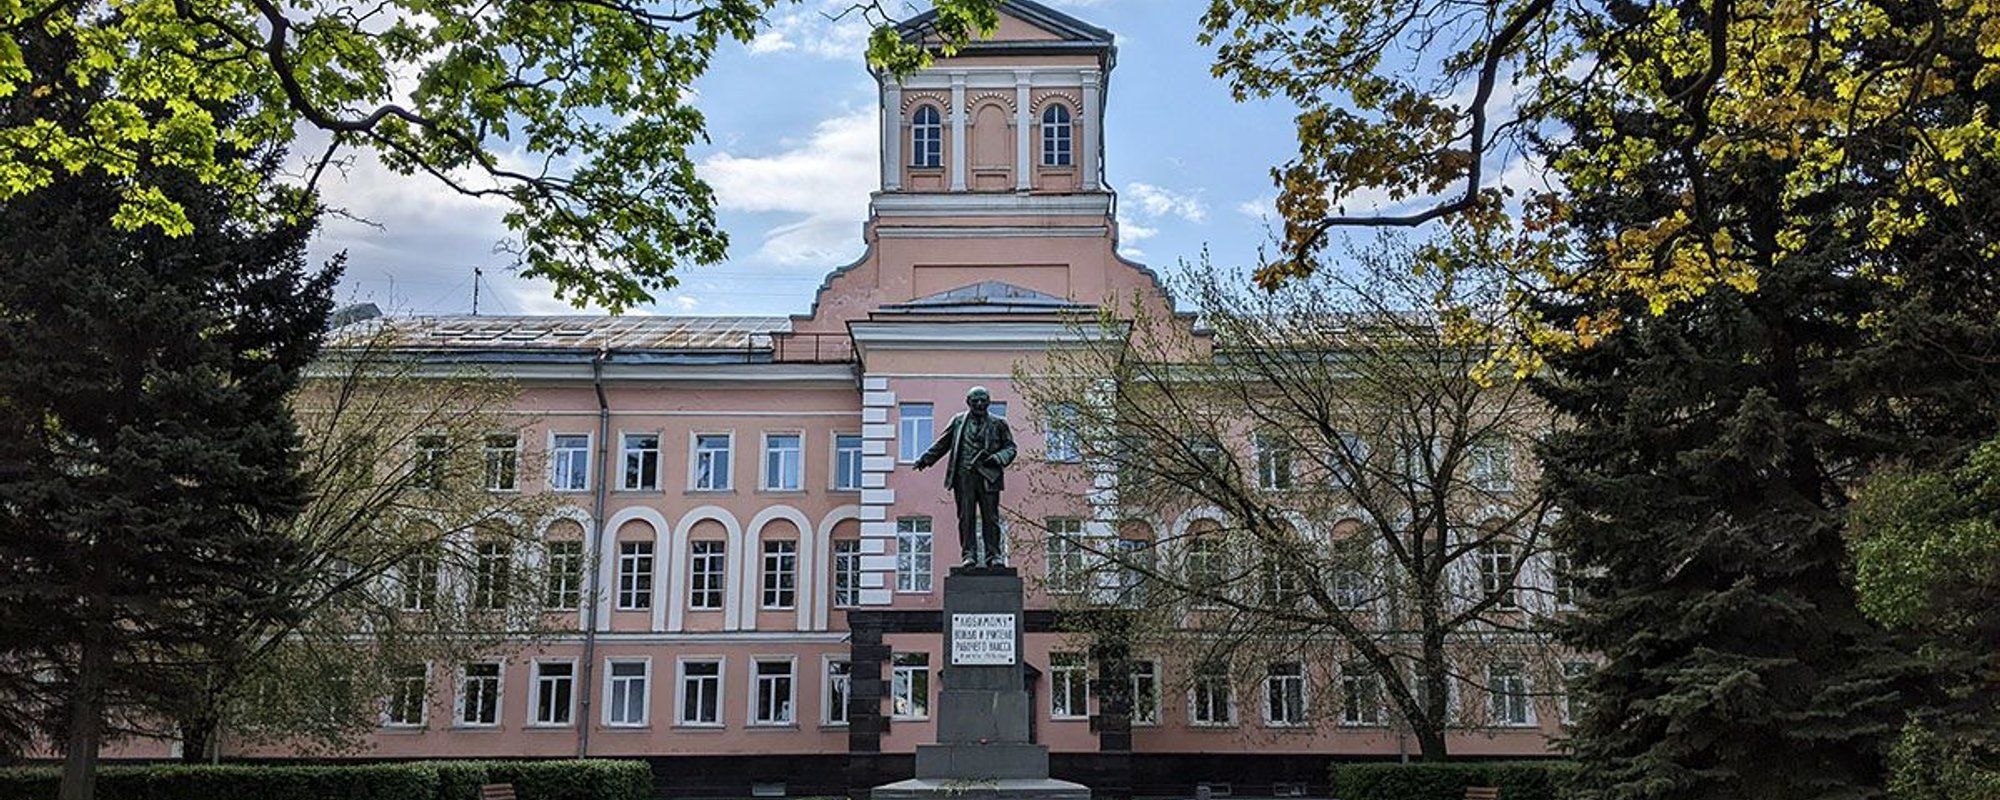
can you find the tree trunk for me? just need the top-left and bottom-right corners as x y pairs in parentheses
(1414, 723), (1450, 762)
(178, 714), (215, 765)
(59, 627), (109, 800)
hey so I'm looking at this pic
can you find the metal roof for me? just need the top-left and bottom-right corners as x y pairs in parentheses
(331, 315), (791, 353)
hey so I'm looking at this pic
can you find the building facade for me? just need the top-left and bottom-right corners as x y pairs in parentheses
(206, 3), (1568, 795)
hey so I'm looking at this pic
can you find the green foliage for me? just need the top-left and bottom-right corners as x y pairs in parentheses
(1848, 438), (2000, 633)
(0, 0), (1001, 312)
(0, 761), (652, 800)
(1887, 723), (2000, 800)
(1330, 761), (1579, 800)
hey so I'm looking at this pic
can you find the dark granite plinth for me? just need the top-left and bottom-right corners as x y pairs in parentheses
(873, 778), (1092, 800)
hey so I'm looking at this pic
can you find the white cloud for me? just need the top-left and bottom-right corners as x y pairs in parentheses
(699, 108), (878, 266)
(749, 2), (874, 59)
(1124, 181), (1207, 223)
(1236, 194), (1275, 222)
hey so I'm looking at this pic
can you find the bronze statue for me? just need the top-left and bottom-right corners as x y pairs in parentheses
(914, 386), (1017, 567)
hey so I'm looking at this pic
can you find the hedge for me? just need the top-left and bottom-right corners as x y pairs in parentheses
(1330, 761), (1579, 800)
(0, 760), (652, 800)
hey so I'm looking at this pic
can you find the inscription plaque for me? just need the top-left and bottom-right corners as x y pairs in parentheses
(949, 612), (1017, 666)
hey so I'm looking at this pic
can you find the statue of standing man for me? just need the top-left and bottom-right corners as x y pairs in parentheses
(914, 386), (1017, 567)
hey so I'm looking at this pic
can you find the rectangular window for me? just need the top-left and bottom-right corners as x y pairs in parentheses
(1561, 661), (1592, 724)
(1050, 653), (1089, 719)
(1332, 567), (1371, 609)
(1254, 432), (1293, 490)
(400, 550), (439, 612)
(826, 660), (852, 725)
(1044, 403), (1081, 462)
(1478, 542), (1519, 609)
(472, 540), (510, 610)
(690, 541), (726, 610)
(458, 662), (501, 726)
(679, 660), (722, 725)
(618, 541), (654, 610)
(896, 518), (933, 593)
(764, 433), (802, 491)
(607, 660), (650, 727)
(1265, 663), (1307, 726)
(1340, 666), (1383, 726)
(1192, 664), (1233, 726)
(1046, 518), (1086, 594)
(1330, 432), (1368, 487)
(1114, 537), (1152, 606)
(384, 664), (428, 727)
(832, 540), (862, 608)
(1129, 661), (1160, 725)
(898, 404), (934, 463)
(1188, 538), (1226, 606)
(1260, 552), (1301, 607)
(762, 540), (798, 609)
(891, 653), (930, 719)
(753, 660), (795, 725)
(1488, 663), (1531, 726)
(694, 433), (732, 490)
(532, 661), (575, 726)
(484, 433), (519, 491)
(834, 433), (864, 490)
(1552, 552), (1576, 608)
(545, 540), (584, 610)
(550, 433), (591, 491)
(1469, 438), (1514, 491)
(414, 434), (448, 489)
(621, 433), (660, 491)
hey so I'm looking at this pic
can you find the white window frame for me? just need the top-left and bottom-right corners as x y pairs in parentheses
(604, 657), (652, 728)
(1129, 660), (1161, 726)
(1263, 662), (1309, 727)
(1552, 551), (1576, 609)
(544, 539), (584, 611)
(483, 433), (520, 492)
(689, 540), (726, 611)
(1190, 665), (1235, 727)
(897, 404), (934, 463)
(895, 517), (933, 594)
(399, 550), (439, 612)
(691, 432), (734, 491)
(1050, 652), (1089, 720)
(824, 657), (852, 726)
(382, 662), (430, 728)
(413, 433), (448, 490)
(1040, 103), (1073, 167)
(471, 539), (511, 610)
(676, 657), (725, 727)
(549, 432), (592, 492)
(1254, 432), (1293, 491)
(1043, 403), (1081, 462)
(619, 431), (662, 492)
(1045, 518), (1086, 595)
(530, 659), (577, 727)
(456, 661), (504, 728)
(617, 540), (655, 611)
(1339, 667), (1385, 727)
(1469, 437), (1515, 492)
(750, 657), (797, 727)
(891, 652), (930, 720)
(1487, 663), (1534, 727)
(832, 432), (864, 491)
(1332, 567), (1371, 610)
(1478, 541), (1519, 609)
(762, 432), (803, 491)
(832, 540), (862, 608)
(910, 104), (943, 168)
(761, 539), (798, 610)
(1561, 660), (1592, 725)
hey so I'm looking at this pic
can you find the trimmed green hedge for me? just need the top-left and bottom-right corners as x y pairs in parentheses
(1330, 761), (1579, 800)
(0, 760), (651, 800)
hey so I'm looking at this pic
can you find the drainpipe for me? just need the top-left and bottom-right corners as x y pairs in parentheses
(578, 349), (612, 757)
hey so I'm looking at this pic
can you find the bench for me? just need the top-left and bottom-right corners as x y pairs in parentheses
(1464, 787), (1500, 800)
(480, 784), (517, 800)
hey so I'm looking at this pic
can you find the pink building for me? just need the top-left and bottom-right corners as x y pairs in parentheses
(255, 2), (1566, 795)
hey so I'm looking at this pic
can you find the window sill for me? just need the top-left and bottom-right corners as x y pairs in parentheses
(486, 488), (522, 495)
(451, 724), (502, 731)
(1049, 715), (1090, 723)
(1262, 721), (1313, 730)
(688, 607), (725, 613)
(525, 722), (575, 730)
(601, 723), (650, 730)
(1188, 722), (1237, 729)
(379, 724), (427, 733)
(1338, 722), (1389, 729)
(614, 606), (653, 613)
(760, 606), (798, 612)
(685, 488), (735, 495)
(890, 715), (931, 723)
(820, 722), (851, 731)
(830, 487), (863, 494)
(747, 722), (800, 730)
(675, 722), (726, 730)
(551, 487), (592, 494)
(758, 488), (808, 496)
(611, 488), (661, 495)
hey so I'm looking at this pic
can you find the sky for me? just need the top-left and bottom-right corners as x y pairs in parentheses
(310, 0), (1309, 318)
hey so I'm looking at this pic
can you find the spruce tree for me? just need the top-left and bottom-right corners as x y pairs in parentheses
(0, 32), (337, 799)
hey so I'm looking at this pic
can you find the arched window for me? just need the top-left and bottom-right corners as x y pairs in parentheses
(1040, 104), (1073, 167)
(911, 105), (942, 168)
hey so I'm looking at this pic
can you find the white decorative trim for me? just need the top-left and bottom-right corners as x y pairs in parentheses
(871, 192), (1109, 217)
(601, 506), (672, 631)
(814, 505), (863, 630)
(745, 505), (816, 632)
(875, 226), (1109, 238)
(670, 506), (742, 632)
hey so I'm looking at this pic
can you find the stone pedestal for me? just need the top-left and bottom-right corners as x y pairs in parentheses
(872, 567), (1090, 800)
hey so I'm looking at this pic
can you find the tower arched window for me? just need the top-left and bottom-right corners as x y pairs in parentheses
(1040, 104), (1073, 167)
(911, 105), (943, 168)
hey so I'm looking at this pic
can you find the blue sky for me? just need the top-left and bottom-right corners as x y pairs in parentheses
(311, 0), (1308, 317)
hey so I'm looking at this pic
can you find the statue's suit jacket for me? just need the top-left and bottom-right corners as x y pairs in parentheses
(916, 412), (1017, 492)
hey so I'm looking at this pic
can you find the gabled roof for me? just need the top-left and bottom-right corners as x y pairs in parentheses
(877, 281), (1094, 315)
(896, 0), (1114, 55)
